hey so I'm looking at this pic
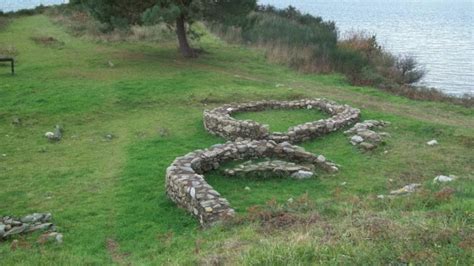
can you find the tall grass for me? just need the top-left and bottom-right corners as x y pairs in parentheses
(46, 6), (175, 43)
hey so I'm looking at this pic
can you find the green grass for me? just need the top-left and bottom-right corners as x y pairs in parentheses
(233, 109), (328, 132)
(0, 15), (473, 265)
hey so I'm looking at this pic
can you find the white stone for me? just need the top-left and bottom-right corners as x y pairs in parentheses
(433, 175), (456, 183)
(317, 155), (326, 162)
(189, 187), (196, 199)
(291, 170), (314, 179)
(205, 207), (213, 213)
(377, 195), (385, 199)
(45, 132), (55, 138)
(244, 186), (251, 191)
(56, 233), (63, 243)
(351, 135), (364, 144)
(427, 139), (438, 146)
(340, 182), (347, 186)
(390, 183), (421, 195)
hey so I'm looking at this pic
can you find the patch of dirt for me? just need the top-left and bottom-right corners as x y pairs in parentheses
(31, 36), (65, 49)
(106, 238), (130, 265)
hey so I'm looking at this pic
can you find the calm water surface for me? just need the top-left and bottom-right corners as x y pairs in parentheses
(260, 0), (474, 95)
(1, 0), (68, 12)
(2, 0), (473, 95)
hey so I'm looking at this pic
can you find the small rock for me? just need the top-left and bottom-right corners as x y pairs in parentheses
(287, 198), (294, 203)
(350, 135), (364, 145)
(3, 224), (29, 237)
(359, 142), (376, 150)
(108, 61), (114, 67)
(390, 183), (421, 195)
(433, 175), (456, 183)
(340, 182), (347, 186)
(21, 213), (46, 223)
(316, 155), (326, 163)
(27, 223), (53, 233)
(244, 186), (251, 191)
(291, 170), (314, 179)
(377, 194), (385, 199)
(427, 139), (438, 146)
(38, 232), (63, 244)
(1, 154), (6, 157)
(55, 233), (63, 243)
(204, 207), (213, 213)
(45, 132), (55, 139)
(0, 224), (5, 238)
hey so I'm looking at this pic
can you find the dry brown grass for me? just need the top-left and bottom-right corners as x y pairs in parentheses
(30, 36), (65, 48)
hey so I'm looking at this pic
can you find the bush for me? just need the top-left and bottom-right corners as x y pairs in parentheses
(337, 31), (425, 87)
(0, 16), (10, 31)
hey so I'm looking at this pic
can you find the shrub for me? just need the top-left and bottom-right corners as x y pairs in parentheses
(394, 55), (426, 84)
(337, 31), (425, 87)
(0, 16), (10, 31)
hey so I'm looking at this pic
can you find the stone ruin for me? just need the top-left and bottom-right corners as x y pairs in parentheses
(1, 213), (63, 243)
(203, 99), (360, 143)
(166, 98), (362, 227)
(166, 140), (338, 226)
(344, 120), (390, 151)
(224, 159), (317, 180)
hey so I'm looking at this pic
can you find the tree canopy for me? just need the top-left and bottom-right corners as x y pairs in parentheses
(73, 0), (256, 57)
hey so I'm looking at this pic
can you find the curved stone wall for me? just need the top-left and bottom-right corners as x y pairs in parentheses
(165, 140), (338, 226)
(203, 99), (360, 143)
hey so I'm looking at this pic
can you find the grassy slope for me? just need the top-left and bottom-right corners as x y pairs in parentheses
(0, 15), (473, 265)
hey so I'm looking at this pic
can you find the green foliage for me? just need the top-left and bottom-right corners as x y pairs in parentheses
(142, 3), (181, 25)
(242, 6), (337, 54)
(71, 0), (156, 28)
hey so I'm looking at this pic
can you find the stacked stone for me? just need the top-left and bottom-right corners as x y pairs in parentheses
(224, 160), (315, 179)
(344, 120), (390, 150)
(1, 213), (57, 239)
(166, 140), (338, 226)
(203, 99), (361, 143)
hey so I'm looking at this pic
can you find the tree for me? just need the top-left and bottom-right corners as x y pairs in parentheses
(76, 0), (256, 58)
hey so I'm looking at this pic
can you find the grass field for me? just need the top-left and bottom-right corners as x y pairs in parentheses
(0, 15), (473, 265)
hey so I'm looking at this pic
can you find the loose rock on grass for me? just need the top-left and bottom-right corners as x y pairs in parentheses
(344, 120), (390, 151)
(1, 213), (62, 243)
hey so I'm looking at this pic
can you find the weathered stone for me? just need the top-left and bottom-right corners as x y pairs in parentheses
(433, 175), (456, 183)
(0, 224), (5, 238)
(290, 170), (314, 179)
(359, 142), (376, 150)
(350, 135), (364, 145)
(203, 99), (360, 143)
(346, 120), (390, 150)
(3, 224), (28, 237)
(390, 183), (421, 195)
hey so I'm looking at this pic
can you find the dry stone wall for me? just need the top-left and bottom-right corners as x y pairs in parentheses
(203, 99), (360, 143)
(167, 99), (360, 227)
(166, 140), (338, 226)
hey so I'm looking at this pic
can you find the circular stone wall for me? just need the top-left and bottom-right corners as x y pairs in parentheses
(203, 99), (360, 143)
(166, 140), (338, 226)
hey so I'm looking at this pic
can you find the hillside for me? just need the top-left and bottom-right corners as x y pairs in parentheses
(0, 15), (473, 265)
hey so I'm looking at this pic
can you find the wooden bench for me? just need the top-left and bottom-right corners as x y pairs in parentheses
(0, 56), (14, 74)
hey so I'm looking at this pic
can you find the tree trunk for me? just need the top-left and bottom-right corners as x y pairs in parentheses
(176, 15), (195, 58)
